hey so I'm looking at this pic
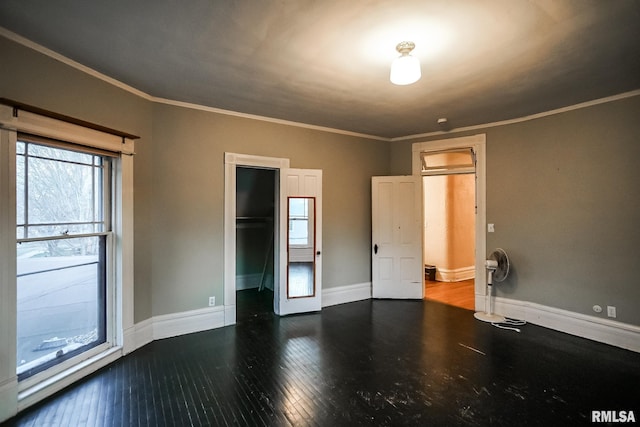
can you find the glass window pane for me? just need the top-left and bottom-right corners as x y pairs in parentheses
(19, 142), (106, 239)
(421, 148), (474, 173)
(27, 157), (95, 224)
(28, 144), (94, 165)
(25, 224), (98, 239)
(16, 236), (106, 379)
(15, 140), (110, 381)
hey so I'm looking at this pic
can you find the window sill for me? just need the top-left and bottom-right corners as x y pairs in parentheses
(17, 346), (122, 411)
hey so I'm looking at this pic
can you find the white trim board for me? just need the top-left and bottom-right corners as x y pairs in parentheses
(491, 297), (640, 353)
(134, 289), (640, 354)
(322, 282), (371, 308)
(392, 89), (640, 141)
(128, 306), (227, 352)
(3, 27), (639, 143)
(435, 266), (475, 282)
(151, 306), (226, 341)
(18, 348), (122, 412)
(412, 134), (487, 301)
(0, 378), (17, 423)
(224, 153), (289, 326)
(129, 282), (371, 352)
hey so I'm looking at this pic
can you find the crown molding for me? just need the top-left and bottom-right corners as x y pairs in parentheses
(3, 27), (638, 144)
(150, 97), (389, 141)
(392, 89), (640, 142)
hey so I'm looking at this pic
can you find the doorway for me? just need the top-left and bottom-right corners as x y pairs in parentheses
(411, 134), (487, 313)
(235, 167), (277, 322)
(223, 153), (290, 326)
(223, 153), (323, 324)
(423, 173), (476, 310)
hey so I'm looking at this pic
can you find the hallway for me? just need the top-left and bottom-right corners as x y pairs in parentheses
(424, 279), (475, 311)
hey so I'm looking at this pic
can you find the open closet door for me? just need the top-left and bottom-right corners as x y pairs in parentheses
(372, 176), (423, 299)
(277, 168), (322, 315)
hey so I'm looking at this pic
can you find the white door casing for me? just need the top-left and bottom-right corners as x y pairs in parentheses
(371, 176), (423, 299)
(224, 153), (289, 325)
(278, 168), (323, 315)
(411, 134), (487, 311)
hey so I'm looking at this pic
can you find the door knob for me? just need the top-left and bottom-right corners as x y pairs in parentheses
(316, 251), (321, 256)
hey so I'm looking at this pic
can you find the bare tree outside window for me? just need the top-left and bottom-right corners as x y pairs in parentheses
(16, 140), (108, 380)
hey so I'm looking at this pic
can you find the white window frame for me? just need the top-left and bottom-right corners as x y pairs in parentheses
(0, 105), (135, 416)
(16, 139), (113, 385)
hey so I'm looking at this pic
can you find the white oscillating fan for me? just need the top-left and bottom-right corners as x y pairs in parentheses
(474, 248), (510, 323)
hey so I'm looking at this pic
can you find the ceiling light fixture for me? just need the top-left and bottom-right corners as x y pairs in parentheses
(390, 41), (421, 85)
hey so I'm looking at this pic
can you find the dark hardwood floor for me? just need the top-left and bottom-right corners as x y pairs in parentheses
(4, 293), (639, 426)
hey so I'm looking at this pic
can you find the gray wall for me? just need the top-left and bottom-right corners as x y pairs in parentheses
(1, 35), (389, 320)
(3, 34), (639, 328)
(0, 38), (389, 322)
(391, 95), (640, 326)
(150, 103), (389, 315)
(0, 36), (154, 323)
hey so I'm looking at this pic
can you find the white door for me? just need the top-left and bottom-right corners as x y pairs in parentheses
(277, 168), (322, 315)
(372, 176), (423, 299)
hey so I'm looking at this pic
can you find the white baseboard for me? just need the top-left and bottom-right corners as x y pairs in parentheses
(436, 265), (475, 282)
(129, 318), (153, 352)
(126, 306), (226, 354)
(489, 296), (640, 353)
(0, 378), (18, 423)
(130, 282), (373, 351)
(151, 306), (226, 341)
(322, 282), (371, 307)
(126, 282), (372, 351)
(224, 304), (236, 326)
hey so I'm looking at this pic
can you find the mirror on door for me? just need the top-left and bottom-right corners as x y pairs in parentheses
(287, 197), (316, 298)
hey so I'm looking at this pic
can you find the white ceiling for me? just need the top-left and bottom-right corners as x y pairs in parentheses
(1, 0), (639, 139)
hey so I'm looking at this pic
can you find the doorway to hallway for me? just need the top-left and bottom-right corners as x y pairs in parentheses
(421, 158), (476, 311)
(424, 279), (475, 310)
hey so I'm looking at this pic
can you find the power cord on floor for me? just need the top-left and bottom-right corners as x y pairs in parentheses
(491, 318), (527, 333)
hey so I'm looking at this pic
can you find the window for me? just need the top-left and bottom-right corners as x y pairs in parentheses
(1, 101), (135, 413)
(421, 148), (475, 175)
(16, 136), (112, 380)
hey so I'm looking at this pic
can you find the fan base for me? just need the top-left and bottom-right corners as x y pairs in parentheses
(474, 312), (506, 323)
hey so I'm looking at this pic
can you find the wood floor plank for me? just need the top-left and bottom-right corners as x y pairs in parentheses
(4, 291), (639, 426)
(424, 279), (475, 310)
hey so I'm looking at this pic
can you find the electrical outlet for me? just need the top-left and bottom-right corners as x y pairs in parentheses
(487, 223), (495, 233)
(208, 296), (215, 307)
(607, 306), (616, 318)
